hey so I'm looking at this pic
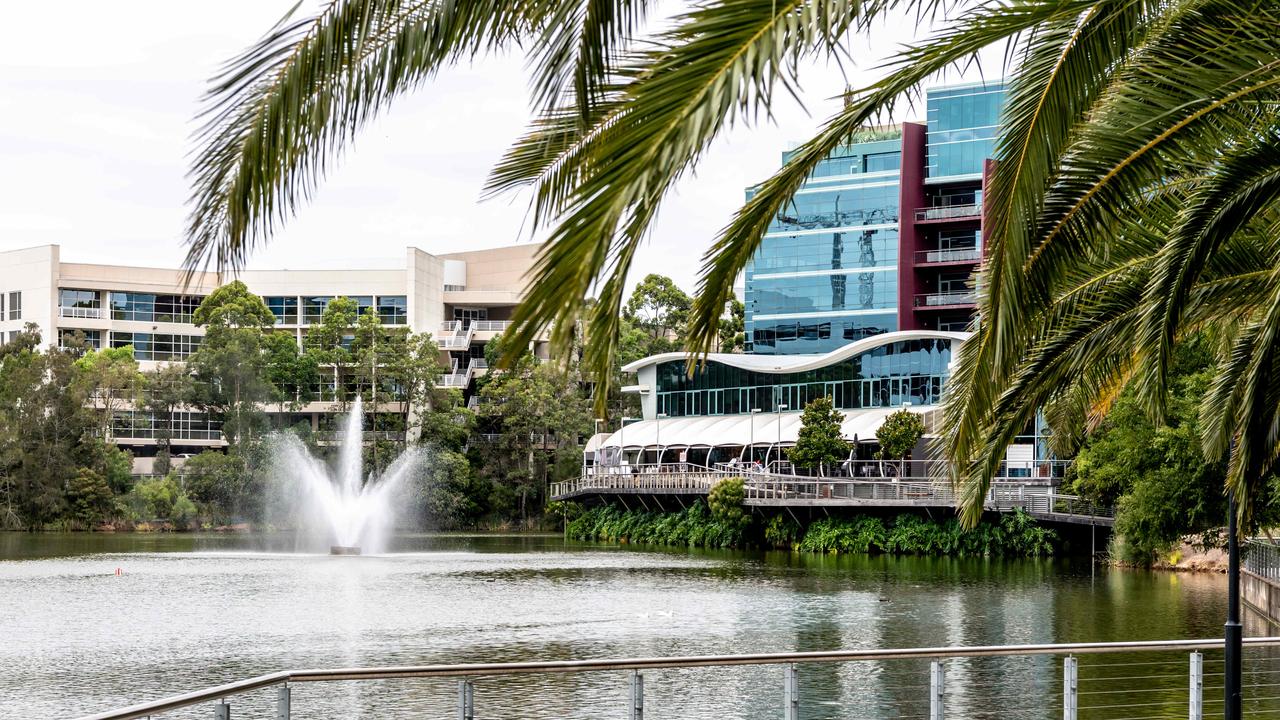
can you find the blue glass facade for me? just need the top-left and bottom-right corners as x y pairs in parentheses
(654, 338), (952, 417)
(745, 136), (902, 354)
(926, 82), (1006, 179)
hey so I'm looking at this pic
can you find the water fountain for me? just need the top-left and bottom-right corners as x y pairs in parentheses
(271, 397), (419, 555)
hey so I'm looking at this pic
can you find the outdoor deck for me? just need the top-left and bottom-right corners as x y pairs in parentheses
(552, 462), (1114, 526)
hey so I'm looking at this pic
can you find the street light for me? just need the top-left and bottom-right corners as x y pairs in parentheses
(776, 403), (789, 472)
(656, 413), (668, 469)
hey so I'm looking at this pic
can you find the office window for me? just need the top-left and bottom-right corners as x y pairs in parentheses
(109, 292), (202, 323)
(0, 293), (5, 317)
(302, 296), (332, 324)
(376, 296), (407, 325)
(863, 152), (901, 172)
(265, 296), (299, 324)
(58, 329), (102, 351)
(8, 291), (21, 320)
(110, 332), (202, 361)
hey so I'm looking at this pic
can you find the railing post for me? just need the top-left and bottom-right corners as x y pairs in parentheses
(457, 679), (474, 720)
(276, 685), (290, 720)
(1063, 656), (1077, 720)
(629, 670), (644, 720)
(783, 663), (799, 720)
(214, 701), (230, 720)
(1189, 651), (1203, 720)
(930, 660), (945, 720)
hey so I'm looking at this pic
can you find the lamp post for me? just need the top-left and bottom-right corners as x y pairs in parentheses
(776, 403), (788, 472)
(749, 408), (762, 465)
(656, 413), (668, 470)
(1227, 490), (1242, 720)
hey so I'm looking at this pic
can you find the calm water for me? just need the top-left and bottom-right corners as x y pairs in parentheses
(0, 533), (1274, 720)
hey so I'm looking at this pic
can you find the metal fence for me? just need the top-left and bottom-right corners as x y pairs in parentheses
(73, 638), (1280, 720)
(1247, 539), (1280, 579)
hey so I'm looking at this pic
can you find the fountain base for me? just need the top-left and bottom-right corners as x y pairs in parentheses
(330, 545), (362, 556)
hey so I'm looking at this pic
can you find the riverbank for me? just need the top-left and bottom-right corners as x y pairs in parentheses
(565, 502), (1059, 557)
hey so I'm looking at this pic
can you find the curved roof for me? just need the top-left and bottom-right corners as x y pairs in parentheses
(620, 330), (971, 375)
(597, 405), (938, 449)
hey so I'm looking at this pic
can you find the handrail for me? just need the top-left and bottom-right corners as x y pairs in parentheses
(914, 203), (981, 221)
(76, 637), (1280, 720)
(914, 291), (976, 307)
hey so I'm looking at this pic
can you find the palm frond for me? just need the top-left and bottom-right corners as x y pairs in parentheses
(184, 0), (546, 274)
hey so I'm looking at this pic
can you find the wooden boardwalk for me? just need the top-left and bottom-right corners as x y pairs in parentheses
(552, 465), (1114, 527)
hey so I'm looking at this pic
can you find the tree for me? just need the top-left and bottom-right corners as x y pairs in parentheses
(876, 410), (924, 476)
(624, 274), (691, 344)
(141, 364), (195, 476)
(188, 281), (277, 450)
(718, 299), (745, 353)
(306, 296), (358, 410)
(67, 468), (115, 527)
(790, 396), (849, 476)
(182, 450), (249, 522)
(74, 345), (141, 438)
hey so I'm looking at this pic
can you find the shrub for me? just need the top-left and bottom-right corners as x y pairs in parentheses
(707, 477), (748, 529)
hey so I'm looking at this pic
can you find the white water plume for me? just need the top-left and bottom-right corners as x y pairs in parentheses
(268, 397), (419, 553)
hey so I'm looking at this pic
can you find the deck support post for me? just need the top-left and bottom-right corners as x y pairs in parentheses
(276, 686), (290, 720)
(457, 680), (474, 720)
(783, 663), (799, 720)
(1063, 656), (1077, 720)
(929, 661), (945, 720)
(629, 670), (644, 720)
(213, 702), (230, 720)
(1190, 651), (1203, 720)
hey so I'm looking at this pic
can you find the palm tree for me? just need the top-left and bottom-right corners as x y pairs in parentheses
(186, 0), (1280, 526)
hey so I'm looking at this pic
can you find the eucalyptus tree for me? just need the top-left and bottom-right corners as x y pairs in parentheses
(184, 0), (1280, 524)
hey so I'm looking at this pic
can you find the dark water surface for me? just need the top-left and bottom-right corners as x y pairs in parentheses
(0, 533), (1274, 719)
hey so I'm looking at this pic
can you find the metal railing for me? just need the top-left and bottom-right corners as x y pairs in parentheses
(59, 306), (103, 319)
(1247, 538), (1280, 579)
(914, 248), (981, 264)
(472, 320), (512, 332)
(74, 637), (1280, 720)
(915, 203), (981, 221)
(915, 291), (976, 307)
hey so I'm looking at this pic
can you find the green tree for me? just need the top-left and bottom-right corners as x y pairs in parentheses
(790, 396), (849, 476)
(707, 476), (749, 530)
(264, 331), (320, 410)
(0, 329), (99, 527)
(188, 281), (277, 449)
(306, 296), (358, 409)
(182, 450), (249, 521)
(141, 364), (195, 476)
(67, 468), (115, 527)
(74, 345), (141, 438)
(876, 410), (924, 476)
(624, 274), (691, 344)
(718, 299), (745, 353)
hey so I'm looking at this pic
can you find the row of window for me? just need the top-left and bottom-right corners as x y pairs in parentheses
(657, 339), (953, 394)
(746, 272), (899, 316)
(110, 332), (202, 361)
(0, 291), (21, 321)
(809, 150), (902, 178)
(656, 374), (948, 418)
(272, 295), (407, 325)
(111, 411), (223, 441)
(745, 313), (899, 354)
(747, 228), (900, 276)
(771, 184), (900, 234)
(54, 289), (409, 326)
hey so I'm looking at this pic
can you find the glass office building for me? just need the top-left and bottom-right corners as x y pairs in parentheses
(926, 82), (1005, 180)
(744, 133), (903, 354)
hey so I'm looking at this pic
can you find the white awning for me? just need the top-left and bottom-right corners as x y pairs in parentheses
(596, 406), (937, 449)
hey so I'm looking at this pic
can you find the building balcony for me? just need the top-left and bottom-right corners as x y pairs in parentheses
(59, 306), (103, 319)
(914, 292), (976, 309)
(914, 248), (981, 266)
(914, 204), (981, 223)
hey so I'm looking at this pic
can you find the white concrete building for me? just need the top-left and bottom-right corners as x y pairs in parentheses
(0, 243), (547, 469)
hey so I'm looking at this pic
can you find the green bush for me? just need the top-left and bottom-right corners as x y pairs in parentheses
(566, 502), (748, 549)
(128, 476), (198, 526)
(707, 477), (748, 529)
(796, 511), (1056, 557)
(764, 514), (801, 549)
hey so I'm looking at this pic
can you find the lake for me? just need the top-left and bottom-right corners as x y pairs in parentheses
(0, 533), (1272, 719)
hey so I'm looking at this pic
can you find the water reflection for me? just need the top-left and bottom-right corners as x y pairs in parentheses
(0, 533), (1269, 719)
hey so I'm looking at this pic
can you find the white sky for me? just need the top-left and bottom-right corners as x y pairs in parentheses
(0, 1), (1000, 293)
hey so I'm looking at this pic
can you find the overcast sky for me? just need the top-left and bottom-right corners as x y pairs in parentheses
(0, 2), (998, 293)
